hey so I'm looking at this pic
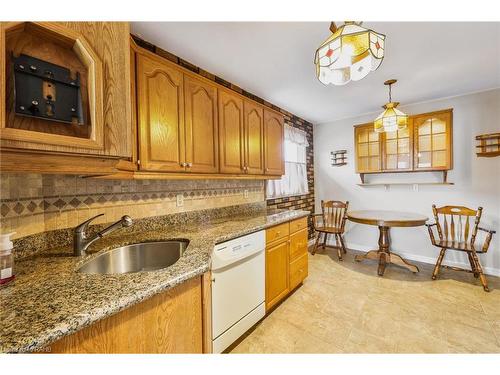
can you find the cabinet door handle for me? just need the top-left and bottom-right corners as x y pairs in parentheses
(187, 163), (192, 168)
(180, 162), (187, 167)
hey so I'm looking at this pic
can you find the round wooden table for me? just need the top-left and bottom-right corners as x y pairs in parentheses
(347, 210), (428, 276)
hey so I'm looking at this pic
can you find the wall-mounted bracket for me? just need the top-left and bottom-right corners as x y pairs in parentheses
(13, 53), (84, 124)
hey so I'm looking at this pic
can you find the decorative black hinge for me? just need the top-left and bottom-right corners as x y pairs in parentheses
(13, 53), (85, 125)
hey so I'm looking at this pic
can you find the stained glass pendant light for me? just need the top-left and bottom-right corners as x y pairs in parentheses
(374, 79), (408, 133)
(314, 21), (385, 86)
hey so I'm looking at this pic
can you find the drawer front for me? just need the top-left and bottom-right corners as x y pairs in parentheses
(266, 222), (289, 245)
(289, 252), (308, 290)
(289, 217), (307, 234)
(289, 228), (308, 261)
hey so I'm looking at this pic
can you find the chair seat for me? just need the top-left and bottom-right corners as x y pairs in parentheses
(432, 240), (484, 253)
(315, 226), (343, 234)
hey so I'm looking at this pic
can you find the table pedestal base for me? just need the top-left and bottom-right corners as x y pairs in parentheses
(354, 226), (419, 276)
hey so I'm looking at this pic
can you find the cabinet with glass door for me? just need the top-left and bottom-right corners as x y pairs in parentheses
(413, 109), (453, 171)
(353, 108), (452, 182)
(354, 124), (381, 173)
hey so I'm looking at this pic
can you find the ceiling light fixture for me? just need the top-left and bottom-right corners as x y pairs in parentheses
(314, 21), (385, 86)
(374, 79), (408, 133)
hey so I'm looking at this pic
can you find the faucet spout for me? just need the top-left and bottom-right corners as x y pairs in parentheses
(73, 215), (133, 256)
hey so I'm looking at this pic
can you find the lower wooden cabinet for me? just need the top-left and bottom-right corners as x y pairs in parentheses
(265, 217), (308, 311)
(47, 276), (203, 354)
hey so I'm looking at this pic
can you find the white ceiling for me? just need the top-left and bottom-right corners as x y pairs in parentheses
(131, 22), (500, 124)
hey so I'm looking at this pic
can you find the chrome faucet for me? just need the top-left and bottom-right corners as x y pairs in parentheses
(73, 214), (133, 256)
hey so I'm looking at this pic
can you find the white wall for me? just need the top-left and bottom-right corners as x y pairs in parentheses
(314, 89), (500, 275)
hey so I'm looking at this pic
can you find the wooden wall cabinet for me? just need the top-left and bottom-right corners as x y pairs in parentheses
(135, 47), (221, 174)
(47, 276), (203, 354)
(354, 109), (453, 180)
(0, 22), (133, 165)
(132, 44), (285, 179)
(265, 217), (308, 311)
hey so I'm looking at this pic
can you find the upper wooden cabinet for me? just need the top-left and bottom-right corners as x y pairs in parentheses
(243, 100), (264, 174)
(354, 108), (453, 176)
(134, 42), (286, 178)
(136, 53), (185, 172)
(218, 89), (245, 174)
(0, 22), (132, 159)
(264, 109), (285, 175)
(184, 75), (219, 173)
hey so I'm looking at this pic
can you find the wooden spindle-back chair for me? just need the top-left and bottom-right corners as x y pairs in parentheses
(311, 200), (349, 260)
(426, 204), (496, 292)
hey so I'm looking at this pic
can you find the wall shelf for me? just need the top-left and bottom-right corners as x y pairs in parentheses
(476, 132), (500, 157)
(330, 150), (347, 166)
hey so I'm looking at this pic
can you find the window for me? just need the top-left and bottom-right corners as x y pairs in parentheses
(266, 125), (309, 199)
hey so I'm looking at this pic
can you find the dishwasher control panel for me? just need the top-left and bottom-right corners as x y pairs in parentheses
(212, 230), (265, 270)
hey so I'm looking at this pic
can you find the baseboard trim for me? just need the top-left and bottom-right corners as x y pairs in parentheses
(308, 237), (500, 277)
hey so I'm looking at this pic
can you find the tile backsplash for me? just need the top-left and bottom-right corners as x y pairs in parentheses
(0, 174), (264, 239)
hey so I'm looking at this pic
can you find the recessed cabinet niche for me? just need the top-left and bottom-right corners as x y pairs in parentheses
(354, 109), (453, 182)
(0, 22), (132, 159)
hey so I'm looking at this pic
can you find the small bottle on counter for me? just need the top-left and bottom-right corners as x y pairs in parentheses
(0, 232), (15, 286)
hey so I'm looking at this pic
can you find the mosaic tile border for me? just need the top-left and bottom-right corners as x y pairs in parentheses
(0, 185), (263, 219)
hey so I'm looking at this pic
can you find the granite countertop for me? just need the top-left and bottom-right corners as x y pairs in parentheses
(0, 209), (309, 353)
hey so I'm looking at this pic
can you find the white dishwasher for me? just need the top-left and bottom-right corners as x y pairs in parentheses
(211, 230), (265, 353)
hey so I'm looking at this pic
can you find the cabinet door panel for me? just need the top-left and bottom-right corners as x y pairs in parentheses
(244, 100), (264, 174)
(355, 124), (381, 173)
(184, 75), (218, 173)
(266, 240), (289, 311)
(137, 54), (185, 172)
(218, 90), (244, 174)
(413, 110), (452, 171)
(264, 109), (285, 175)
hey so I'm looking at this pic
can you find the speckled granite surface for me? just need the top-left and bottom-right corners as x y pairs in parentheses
(0, 207), (309, 353)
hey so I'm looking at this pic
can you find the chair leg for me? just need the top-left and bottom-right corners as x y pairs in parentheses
(471, 251), (490, 292)
(312, 232), (322, 255)
(335, 234), (343, 261)
(323, 233), (328, 250)
(432, 248), (446, 280)
(339, 234), (347, 254)
(467, 253), (479, 278)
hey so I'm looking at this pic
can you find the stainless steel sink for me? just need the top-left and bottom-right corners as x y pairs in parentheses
(77, 240), (188, 275)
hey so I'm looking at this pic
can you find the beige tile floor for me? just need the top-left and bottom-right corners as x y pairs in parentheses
(230, 247), (500, 353)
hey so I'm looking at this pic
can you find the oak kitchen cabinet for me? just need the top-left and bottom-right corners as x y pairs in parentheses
(132, 42), (285, 178)
(135, 47), (220, 174)
(0, 22), (134, 175)
(265, 217), (308, 311)
(47, 276), (204, 354)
